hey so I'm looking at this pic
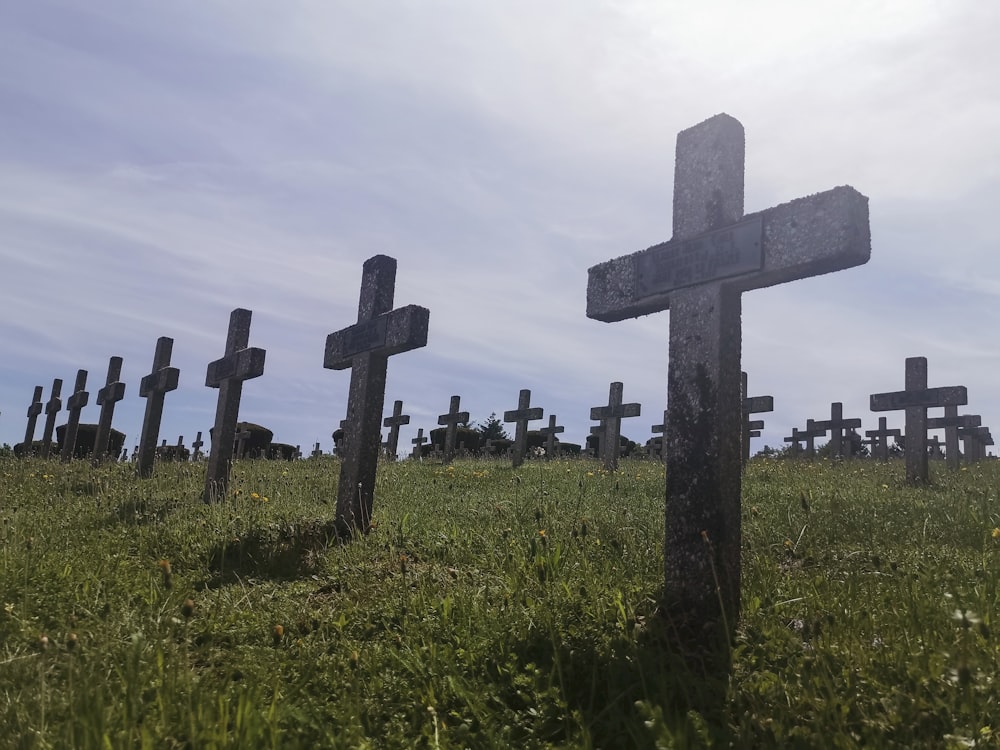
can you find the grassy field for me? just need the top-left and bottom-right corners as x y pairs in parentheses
(0, 454), (998, 748)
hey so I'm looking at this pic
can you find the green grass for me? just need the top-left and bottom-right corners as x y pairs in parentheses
(1, 454), (998, 748)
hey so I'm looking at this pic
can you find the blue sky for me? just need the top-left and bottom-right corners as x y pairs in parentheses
(1, 1), (998, 458)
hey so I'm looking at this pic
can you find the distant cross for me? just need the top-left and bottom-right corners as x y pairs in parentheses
(590, 382), (640, 472)
(161, 439), (168, 448)
(382, 400), (410, 460)
(539, 414), (565, 460)
(410, 428), (428, 459)
(782, 427), (806, 455)
(234, 427), (252, 459)
(927, 406), (980, 471)
(93, 356), (126, 464)
(22, 385), (43, 456)
(870, 356), (967, 483)
(437, 396), (469, 464)
(324, 255), (429, 533)
(312, 442), (323, 458)
(926, 434), (943, 459)
(650, 410), (668, 460)
(959, 425), (992, 463)
(741, 372), (773, 467)
(588, 424), (603, 460)
(586, 113), (870, 634)
(60, 369), (89, 462)
(864, 417), (902, 462)
(176, 435), (185, 456)
(504, 389), (544, 468)
(137, 337), (180, 478)
(39, 378), (63, 459)
(191, 431), (205, 460)
(204, 308), (266, 502)
(295, 445), (302, 459)
(811, 403), (861, 459)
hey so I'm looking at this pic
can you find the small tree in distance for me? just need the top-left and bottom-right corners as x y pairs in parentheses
(476, 413), (509, 441)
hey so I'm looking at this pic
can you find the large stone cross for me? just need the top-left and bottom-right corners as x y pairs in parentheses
(40, 378), (63, 459)
(22, 385), (43, 455)
(93, 356), (126, 464)
(504, 389), (544, 468)
(437, 396), (469, 464)
(590, 382), (640, 471)
(324, 255), (429, 533)
(137, 337), (180, 478)
(870, 356), (967, 483)
(382, 400), (410, 459)
(60, 370), (89, 462)
(204, 308), (266, 501)
(586, 113), (870, 636)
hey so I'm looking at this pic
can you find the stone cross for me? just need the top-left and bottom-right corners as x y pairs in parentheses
(650, 410), (668, 459)
(437, 396), (469, 464)
(137, 337), (180, 478)
(192, 431), (204, 460)
(926, 434), (943, 459)
(382, 400), (410, 459)
(959, 425), (991, 463)
(22, 385), (43, 455)
(811, 403), (861, 459)
(782, 427), (806, 455)
(40, 378), (63, 459)
(927, 406), (980, 471)
(93, 356), (126, 464)
(234, 427), (251, 459)
(864, 417), (902, 462)
(204, 308), (266, 502)
(588, 424), (604, 460)
(741, 372), (773, 467)
(590, 382), (640, 472)
(60, 370), (89, 462)
(539, 414), (564, 460)
(586, 113), (870, 636)
(410, 428), (428, 459)
(324, 255), (429, 533)
(870, 356), (967, 483)
(312, 442), (323, 458)
(504, 389), (544, 468)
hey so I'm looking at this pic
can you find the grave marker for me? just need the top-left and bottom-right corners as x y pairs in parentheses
(60, 370), (89, 462)
(437, 396), (469, 464)
(504, 389), (544, 468)
(650, 410), (668, 460)
(741, 372), (773, 467)
(93, 356), (126, 463)
(192, 431), (204, 460)
(586, 113), (870, 634)
(782, 427), (805, 455)
(927, 406), (980, 471)
(811, 403), (861, 459)
(204, 309), (266, 502)
(870, 356), (966, 483)
(411, 428), (428, 459)
(382, 400), (410, 459)
(40, 378), (63, 459)
(311, 442), (323, 458)
(22, 385), (43, 455)
(864, 417), (902, 462)
(590, 382), (640, 472)
(325, 255), (429, 532)
(137, 337), (180, 478)
(539, 414), (564, 460)
(959, 425), (992, 463)
(235, 428), (251, 459)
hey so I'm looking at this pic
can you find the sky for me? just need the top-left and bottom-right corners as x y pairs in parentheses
(1, 0), (998, 460)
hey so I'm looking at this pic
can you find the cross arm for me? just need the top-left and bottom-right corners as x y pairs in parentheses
(325, 305), (430, 370)
(140, 367), (180, 397)
(870, 386), (967, 411)
(587, 185), (870, 322)
(590, 404), (641, 420)
(745, 396), (773, 413)
(927, 413), (980, 429)
(206, 348), (266, 388)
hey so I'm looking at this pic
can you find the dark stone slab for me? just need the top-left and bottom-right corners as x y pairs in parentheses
(585, 113), (871, 639)
(437, 396), (469, 464)
(324, 256), (429, 533)
(137, 337), (180, 478)
(93, 356), (126, 464)
(61, 370), (89, 462)
(504, 389), (543, 468)
(40, 378), (63, 459)
(590, 382), (640, 472)
(204, 309), (266, 501)
(870, 357), (967, 483)
(382, 399), (410, 460)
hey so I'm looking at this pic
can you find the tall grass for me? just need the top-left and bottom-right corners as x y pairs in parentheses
(0, 455), (997, 748)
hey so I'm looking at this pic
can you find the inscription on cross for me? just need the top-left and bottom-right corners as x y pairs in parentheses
(437, 396), (469, 464)
(61, 370), (89, 462)
(811, 402), (862, 459)
(204, 308), (266, 502)
(539, 414), (564, 460)
(504, 389), (544, 468)
(870, 357), (966, 483)
(22, 385), (43, 456)
(137, 337), (180, 478)
(93, 356), (126, 464)
(590, 382), (640, 472)
(382, 400), (410, 460)
(741, 372), (773, 467)
(40, 378), (63, 459)
(586, 113), (870, 637)
(325, 255), (429, 534)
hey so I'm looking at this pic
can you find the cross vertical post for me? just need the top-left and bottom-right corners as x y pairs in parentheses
(590, 382), (640, 471)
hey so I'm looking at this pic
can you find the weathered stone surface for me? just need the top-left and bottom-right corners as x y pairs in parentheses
(586, 113), (871, 639)
(870, 357), (967, 483)
(324, 256), (429, 533)
(40, 378), (63, 459)
(811, 402), (862, 459)
(93, 356), (126, 464)
(137, 337), (180, 478)
(927, 406), (980, 470)
(741, 372), (772, 467)
(382, 400), (410, 460)
(590, 382), (640, 472)
(437, 396), (469, 464)
(55, 423), (125, 460)
(20, 385), (43, 457)
(504, 389), (543, 468)
(61, 370), (89, 463)
(204, 309), (266, 502)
